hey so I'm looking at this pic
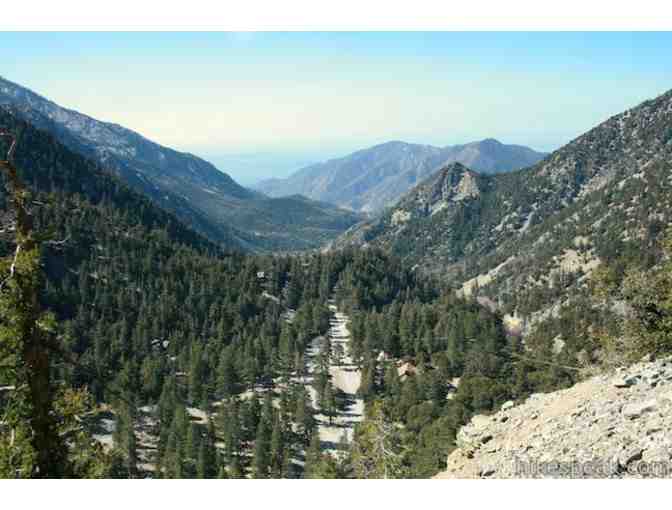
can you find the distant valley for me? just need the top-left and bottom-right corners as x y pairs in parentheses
(0, 76), (362, 252)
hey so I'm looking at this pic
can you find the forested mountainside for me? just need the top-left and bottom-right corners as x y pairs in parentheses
(255, 139), (546, 213)
(335, 88), (672, 336)
(0, 108), (578, 479)
(0, 77), (362, 251)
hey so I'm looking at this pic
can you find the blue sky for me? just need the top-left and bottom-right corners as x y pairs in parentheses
(2, 32), (671, 183)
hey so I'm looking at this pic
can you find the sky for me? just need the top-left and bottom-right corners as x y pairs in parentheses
(1, 32), (671, 183)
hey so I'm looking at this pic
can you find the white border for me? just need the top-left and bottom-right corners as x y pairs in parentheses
(2, 1), (672, 508)
(1, 0), (671, 30)
(1, 478), (668, 508)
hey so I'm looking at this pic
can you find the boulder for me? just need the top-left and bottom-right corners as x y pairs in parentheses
(622, 399), (658, 419)
(614, 376), (639, 388)
(617, 447), (643, 468)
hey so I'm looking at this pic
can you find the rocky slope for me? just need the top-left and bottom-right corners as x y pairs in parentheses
(0, 76), (362, 252)
(256, 139), (545, 213)
(435, 356), (672, 478)
(332, 162), (486, 257)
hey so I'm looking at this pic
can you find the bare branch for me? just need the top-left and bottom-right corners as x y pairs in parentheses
(0, 243), (21, 292)
(0, 131), (17, 164)
(44, 236), (70, 248)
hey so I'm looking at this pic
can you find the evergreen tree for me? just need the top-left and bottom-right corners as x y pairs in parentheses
(252, 420), (270, 479)
(303, 432), (323, 479)
(197, 421), (217, 479)
(293, 387), (315, 445)
(0, 136), (67, 477)
(269, 414), (285, 478)
(351, 402), (406, 479)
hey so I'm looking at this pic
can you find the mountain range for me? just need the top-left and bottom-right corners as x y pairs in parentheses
(334, 87), (672, 325)
(0, 76), (362, 252)
(3, 70), (672, 480)
(255, 139), (547, 213)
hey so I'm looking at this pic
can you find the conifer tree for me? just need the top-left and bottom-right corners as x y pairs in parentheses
(0, 133), (66, 477)
(252, 420), (270, 478)
(269, 414), (285, 478)
(293, 387), (315, 445)
(321, 383), (338, 425)
(303, 432), (323, 479)
(197, 421), (217, 479)
(351, 402), (406, 479)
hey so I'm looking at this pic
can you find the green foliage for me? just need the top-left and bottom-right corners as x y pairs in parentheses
(0, 130), (106, 477)
(4, 101), (638, 480)
(591, 232), (672, 364)
(351, 402), (407, 479)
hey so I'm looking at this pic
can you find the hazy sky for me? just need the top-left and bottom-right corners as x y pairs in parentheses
(2, 32), (671, 183)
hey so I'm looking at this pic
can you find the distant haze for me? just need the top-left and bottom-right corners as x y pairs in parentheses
(200, 139), (549, 184)
(1, 32), (671, 183)
(194, 150), (333, 185)
(254, 139), (548, 212)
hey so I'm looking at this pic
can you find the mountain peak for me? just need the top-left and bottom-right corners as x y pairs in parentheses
(383, 161), (482, 225)
(418, 162), (481, 203)
(478, 137), (503, 147)
(437, 161), (471, 173)
(255, 139), (545, 213)
(335, 85), (672, 291)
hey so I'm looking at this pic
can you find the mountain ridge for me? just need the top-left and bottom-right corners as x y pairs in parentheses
(333, 87), (672, 323)
(255, 138), (547, 213)
(0, 76), (362, 252)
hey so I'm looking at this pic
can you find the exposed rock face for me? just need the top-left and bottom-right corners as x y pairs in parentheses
(330, 162), (487, 264)
(398, 163), (482, 217)
(435, 357), (672, 479)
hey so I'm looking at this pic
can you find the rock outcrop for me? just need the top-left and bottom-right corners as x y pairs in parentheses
(435, 357), (672, 478)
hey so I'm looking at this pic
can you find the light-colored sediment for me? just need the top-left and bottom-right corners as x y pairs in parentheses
(305, 304), (364, 451)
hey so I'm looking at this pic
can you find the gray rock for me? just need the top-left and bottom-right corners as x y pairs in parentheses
(614, 376), (639, 388)
(618, 447), (644, 467)
(642, 446), (670, 463)
(471, 415), (492, 429)
(501, 400), (515, 411)
(646, 425), (663, 435)
(622, 399), (658, 419)
(479, 466), (496, 477)
(440, 358), (672, 479)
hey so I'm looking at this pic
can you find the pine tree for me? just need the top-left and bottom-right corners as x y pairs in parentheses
(321, 383), (338, 425)
(113, 398), (138, 478)
(228, 455), (243, 479)
(252, 420), (270, 478)
(0, 134), (66, 477)
(303, 432), (323, 479)
(197, 421), (217, 479)
(293, 387), (315, 445)
(351, 402), (406, 479)
(269, 414), (285, 478)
